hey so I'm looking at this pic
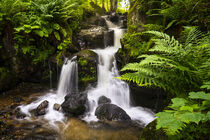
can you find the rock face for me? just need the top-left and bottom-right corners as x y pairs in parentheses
(95, 104), (131, 121)
(61, 93), (87, 116)
(35, 100), (49, 116)
(15, 108), (27, 119)
(104, 30), (114, 47)
(98, 96), (111, 105)
(77, 26), (106, 49)
(77, 49), (98, 91)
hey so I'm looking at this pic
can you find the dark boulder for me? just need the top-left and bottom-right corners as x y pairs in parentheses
(61, 93), (87, 116)
(98, 96), (111, 105)
(53, 103), (61, 111)
(77, 26), (112, 49)
(95, 104), (131, 121)
(15, 108), (26, 119)
(109, 13), (119, 23)
(35, 100), (49, 116)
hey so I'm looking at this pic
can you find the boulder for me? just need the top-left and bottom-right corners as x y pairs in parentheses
(95, 104), (131, 121)
(35, 100), (49, 116)
(15, 108), (26, 119)
(109, 13), (119, 23)
(53, 103), (61, 111)
(98, 96), (111, 105)
(77, 26), (107, 49)
(61, 93), (87, 116)
(77, 50), (98, 91)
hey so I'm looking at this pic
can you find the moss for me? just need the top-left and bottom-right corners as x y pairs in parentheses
(81, 76), (96, 84)
(77, 49), (97, 90)
(78, 58), (88, 66)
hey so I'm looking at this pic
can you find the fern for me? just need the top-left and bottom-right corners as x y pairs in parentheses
(120, 30), (210, 95)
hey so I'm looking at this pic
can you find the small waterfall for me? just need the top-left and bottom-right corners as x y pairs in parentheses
(83, 28), (155, 125)
(19, 57), (78, 124)
(57, 57), (78, 96)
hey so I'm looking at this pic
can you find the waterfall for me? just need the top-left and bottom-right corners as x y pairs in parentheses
(83, 28), (155, 125)
(19, 57), (78, 125)
(57, 57), (78, 96)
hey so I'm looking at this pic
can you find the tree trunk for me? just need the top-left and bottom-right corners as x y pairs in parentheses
(113, 0), (118, 12)
(102, 0), (105, 12)
(110, 0), (113, 12)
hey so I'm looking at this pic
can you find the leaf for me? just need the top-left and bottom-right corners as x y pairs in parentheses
(60, 28), (67, 37)
(180, 106), (193, 112)
(53, 24), (60, 30)
(165, 20), (177, 30)
(179, 112), (205, 124)
(14, 26), (24, 32)
(206, 111), (210, 121)
(200, 81), (210, 90)
(54, 31), (60, 41)
(189, 91), (210, 100)
(34, 30), (44, 37)
(31, 25), (40, 29)
(170, 98), (188, 109)
(156, 112), (184, 135)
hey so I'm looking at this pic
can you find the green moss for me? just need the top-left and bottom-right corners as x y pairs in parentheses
(81, 76), (96, 84)
(78, 58), (88, 66)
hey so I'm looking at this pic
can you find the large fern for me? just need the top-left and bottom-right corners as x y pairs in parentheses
(120, 29), (210, 95)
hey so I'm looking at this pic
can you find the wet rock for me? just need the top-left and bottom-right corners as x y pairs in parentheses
(61, 93), (87, 116)
(98, 96), (111, 105)
(53, 103), (61, 111)
(10, 103), (20, 109)
(77, 50), (98, 91)
(77, 26), (106, 49)
(95, 17), (107, 27)
(95, 104), (131, 121)
(15, 108), (26, 119)
(35, 100), (49, 116)
(104, 30), (114, 47)
(109, 13), (119, 23)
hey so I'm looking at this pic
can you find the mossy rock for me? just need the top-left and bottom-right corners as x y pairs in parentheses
(76, 49), (98, 91)
(140, 120), (168, 140)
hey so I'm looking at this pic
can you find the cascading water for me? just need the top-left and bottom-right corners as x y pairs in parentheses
(83, 27), (155, 125)
(19, 56), (78, 125)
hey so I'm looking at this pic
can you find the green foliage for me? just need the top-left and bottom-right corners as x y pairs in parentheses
(78, 58), (88, 66)
(155, 82), (210, 138)
(0, 0), (84, 64)
(120, 28), (210, 95)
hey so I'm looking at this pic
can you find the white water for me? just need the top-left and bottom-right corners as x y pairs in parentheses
(83, 28), (155, 125)
(19, 57), (78, 125)
(19, 19), (154, 127)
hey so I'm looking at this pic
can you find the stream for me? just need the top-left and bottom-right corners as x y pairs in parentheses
(0, 18), (155, 140)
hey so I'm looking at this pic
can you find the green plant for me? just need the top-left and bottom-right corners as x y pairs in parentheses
(120, 28), (210, 95)
(155, 81), (210, 139)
